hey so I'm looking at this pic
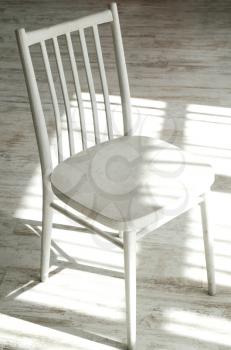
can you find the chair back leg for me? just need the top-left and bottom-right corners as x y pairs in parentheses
(200, 192), (216, 296)
(40, 185), (53, 282)
(124, 230), (136, 349)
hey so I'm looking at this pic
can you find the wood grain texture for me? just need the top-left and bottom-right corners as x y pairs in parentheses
(1, 0), (231, 349)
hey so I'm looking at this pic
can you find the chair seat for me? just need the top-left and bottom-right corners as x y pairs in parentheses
(51, 136), (214, 231)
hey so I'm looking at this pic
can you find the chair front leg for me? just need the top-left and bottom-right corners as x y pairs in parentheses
(200, 192), (216, 296)
(124, 230), (136, 350)
(40, 184), (53, 282)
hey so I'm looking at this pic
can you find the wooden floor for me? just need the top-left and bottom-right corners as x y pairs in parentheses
(1, 0), (231, 349)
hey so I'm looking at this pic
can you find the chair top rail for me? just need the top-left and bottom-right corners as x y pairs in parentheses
(26, 10), (113, 46)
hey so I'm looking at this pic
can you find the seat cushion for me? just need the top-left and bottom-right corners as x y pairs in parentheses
(51, 136), (214, 231)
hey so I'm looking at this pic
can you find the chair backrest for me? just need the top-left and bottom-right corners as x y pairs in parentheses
(15, 2), (132, 179)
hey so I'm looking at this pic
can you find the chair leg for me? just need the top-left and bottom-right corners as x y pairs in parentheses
(200, 192), (216, 296)
(124, 231), (136, 350)
(40, 187), (53, 282)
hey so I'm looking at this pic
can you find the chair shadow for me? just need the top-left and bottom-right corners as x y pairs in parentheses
(16, 218), (124, 279)
(1, 299), (126, 350)
(1, 217), (126, 350)
(2, 214), (231, 350)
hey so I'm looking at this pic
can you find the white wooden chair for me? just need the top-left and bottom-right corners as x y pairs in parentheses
(16, 3), (216, 349)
